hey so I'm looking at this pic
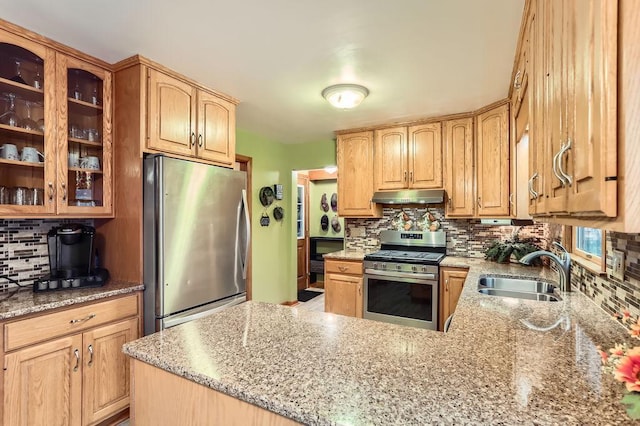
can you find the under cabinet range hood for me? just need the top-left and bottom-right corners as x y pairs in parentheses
(371, 189), (445, 205)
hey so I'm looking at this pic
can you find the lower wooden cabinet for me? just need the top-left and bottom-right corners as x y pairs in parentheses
(2, 293), (140, 426)
(439, 267), (468, 331)
(324, 259), (363, 318)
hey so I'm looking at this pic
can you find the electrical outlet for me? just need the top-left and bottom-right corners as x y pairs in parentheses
(350, 227), (366, 238)
(610, 250), (625, 281)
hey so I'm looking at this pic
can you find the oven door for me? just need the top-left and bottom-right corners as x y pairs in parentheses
(363, 270), (438, 330)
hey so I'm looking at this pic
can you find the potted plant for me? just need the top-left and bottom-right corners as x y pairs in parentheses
(484, 228), (543, 265)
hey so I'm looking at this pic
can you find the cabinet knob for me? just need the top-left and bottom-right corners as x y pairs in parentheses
(409, 171), (414, 182)
(477, 196), (482, 208)
(190, 132), (196, 147)
(338, 266), (347, 272)
(198, 134), (203, 148)
(404, 170), (408, 182)
(61, 183), (67, 202)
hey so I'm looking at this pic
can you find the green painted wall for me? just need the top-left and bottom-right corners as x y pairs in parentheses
(237, 130), (336, 304)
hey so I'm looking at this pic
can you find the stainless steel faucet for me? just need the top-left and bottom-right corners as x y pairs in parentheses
(519, 242), (572, 292)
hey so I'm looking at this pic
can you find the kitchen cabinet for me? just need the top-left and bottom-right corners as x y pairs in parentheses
(374, 123), (442, 191)
(438, 267), (468, 331)
(0, 23), (113, 218)
(147, 68), (236, 166)
(336, 131), (381, 217)
(443, 117), (475, 217)
(2, 293), (140, 426)
(526, 0), (617, 218)
(95, 55), (239, 284)
(476, 103), (510, 217)
(324, 259), (363, 318)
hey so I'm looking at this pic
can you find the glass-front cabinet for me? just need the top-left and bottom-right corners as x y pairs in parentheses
(55, 54), (112, 215)
(0, 29), (55, 215)
(0, 28), (112, 217)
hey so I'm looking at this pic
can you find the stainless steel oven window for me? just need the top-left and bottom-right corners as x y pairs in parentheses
(363, 273), (438, 329)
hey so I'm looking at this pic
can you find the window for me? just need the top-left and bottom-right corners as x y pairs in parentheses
(571, 226), (605, 271)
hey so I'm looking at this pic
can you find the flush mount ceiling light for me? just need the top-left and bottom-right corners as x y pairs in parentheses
(322, 84), (369, 109)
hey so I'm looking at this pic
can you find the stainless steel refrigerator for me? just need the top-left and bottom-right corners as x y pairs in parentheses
(143, 155), (250, 335)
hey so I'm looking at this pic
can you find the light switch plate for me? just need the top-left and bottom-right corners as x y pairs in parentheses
(610, 249), (625, 281)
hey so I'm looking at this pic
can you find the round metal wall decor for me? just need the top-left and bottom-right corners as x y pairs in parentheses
(259, 187), (275, 207)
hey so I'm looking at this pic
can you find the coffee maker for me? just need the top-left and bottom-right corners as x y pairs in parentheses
(34, 224), (109, 292)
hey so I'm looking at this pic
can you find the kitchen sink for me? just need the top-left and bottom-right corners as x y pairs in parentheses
(477, 276), (560, 302)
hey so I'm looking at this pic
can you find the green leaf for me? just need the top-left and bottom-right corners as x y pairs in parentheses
(621, 393), (640, 419)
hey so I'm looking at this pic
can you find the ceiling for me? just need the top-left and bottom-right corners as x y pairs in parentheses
(0, 0), (525, 144)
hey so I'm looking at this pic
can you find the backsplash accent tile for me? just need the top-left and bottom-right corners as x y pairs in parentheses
(569, 231), (640, 319)
(0, 219), (92, 290)
(345, 207), (548, 257)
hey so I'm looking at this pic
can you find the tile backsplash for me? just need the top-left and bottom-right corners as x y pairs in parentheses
(345, 206), (549, 257)
(0, 219), (92, 289)
(569, 230), (640, 319)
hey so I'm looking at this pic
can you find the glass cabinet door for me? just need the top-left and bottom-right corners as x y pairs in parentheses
(55, 53), (112, 215)
(0, 30), (56, 215)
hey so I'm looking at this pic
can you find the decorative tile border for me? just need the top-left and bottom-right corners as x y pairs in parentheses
(345, 207), (548, 257)
(0, 219), (92, 290)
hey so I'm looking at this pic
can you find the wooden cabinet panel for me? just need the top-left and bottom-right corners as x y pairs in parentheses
(82, 318), (138, 425)
(525, 0), (617, 219)
(4, 334), (83, 426)
(374, 127), (407, 190)
(324, 259), (363, 275)
(438, 267), (468, 331)
(408, 123), (442, 189)
(565, 0), (617, 216)
(324, 273), (363, 318)
(197, 90), (235, 165)
(5, 294), (138, 351)
(147, 68), (196, 157)
(337, 131), (381, 217)
(476, 104), (510, 216)
(444, 118), (475, 217)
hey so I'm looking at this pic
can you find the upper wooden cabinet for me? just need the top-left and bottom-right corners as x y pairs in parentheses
(523, 0), (617, 221)
(0, 24), (113, 218)
(147, 67), (236, 166)
(476, 103), (510, 217)
(444, 117), (475, 217)
(374, 123), (442, 191)
(337, 131), (381, 217)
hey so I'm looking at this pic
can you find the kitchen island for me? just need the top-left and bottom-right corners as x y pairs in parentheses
(123, 261), (636, 425)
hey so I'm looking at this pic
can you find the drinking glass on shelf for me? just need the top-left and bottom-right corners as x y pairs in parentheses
(20, 101), (39, 132)
(0, 93), (21, 127)
(33, 65), (43, 90)
(71, 70), (82, 101)
(9, 60), (27, 85)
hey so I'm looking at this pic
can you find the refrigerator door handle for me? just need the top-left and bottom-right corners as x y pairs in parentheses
(241, 189), (251, 280)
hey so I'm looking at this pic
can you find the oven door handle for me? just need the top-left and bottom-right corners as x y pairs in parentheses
(365, 269), (436, 281)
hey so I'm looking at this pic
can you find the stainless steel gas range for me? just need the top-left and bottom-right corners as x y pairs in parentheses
(363, 230), (446, 330)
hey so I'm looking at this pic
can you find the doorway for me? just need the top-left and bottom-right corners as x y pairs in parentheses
(293, 168), (343, 306)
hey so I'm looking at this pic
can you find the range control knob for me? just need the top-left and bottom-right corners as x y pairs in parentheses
(412, 266), (417, 272)
(381, 263), (386, 269)
(373, 263), (378, 269)
(396, 264), (402, 270)
(421, 266), (427, 272)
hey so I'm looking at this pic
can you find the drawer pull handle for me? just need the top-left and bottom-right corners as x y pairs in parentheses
(88, 344), (94, 366)
(338, 266), (348, 272)
(73, 349), (80, 372)
(70, 313), (96, 324)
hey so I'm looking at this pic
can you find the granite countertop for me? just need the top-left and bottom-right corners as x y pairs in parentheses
(322, 249), (368, 261)
(123, 260), (636, 425)
(0, 280), (143, 320)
